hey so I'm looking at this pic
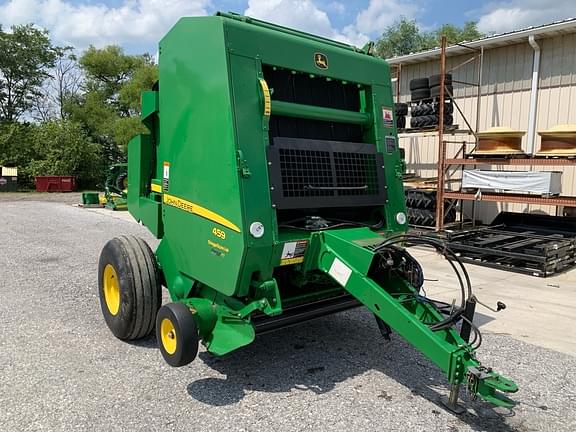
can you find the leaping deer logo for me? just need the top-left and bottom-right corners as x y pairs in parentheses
(314, 53), (328, 69)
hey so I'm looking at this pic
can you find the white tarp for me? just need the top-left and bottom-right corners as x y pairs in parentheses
(462, 170), (562, 194)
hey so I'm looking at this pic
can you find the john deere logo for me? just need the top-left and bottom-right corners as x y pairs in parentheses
(314, 53), (328, 69)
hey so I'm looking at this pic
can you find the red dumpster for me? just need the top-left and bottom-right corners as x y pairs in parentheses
(35, 176), (77, 192)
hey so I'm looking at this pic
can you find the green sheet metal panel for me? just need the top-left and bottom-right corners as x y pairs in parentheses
(156, 17), (245, 296)
(143, 14), (407, 297)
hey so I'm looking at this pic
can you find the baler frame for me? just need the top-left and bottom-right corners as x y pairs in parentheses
(97, 12), (518, 413)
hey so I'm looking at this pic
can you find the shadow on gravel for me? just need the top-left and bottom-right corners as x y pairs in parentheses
(127, 335), (158, 349)
(186, 310), (516, 431)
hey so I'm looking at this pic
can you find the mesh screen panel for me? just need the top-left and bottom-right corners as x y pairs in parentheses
(268, 137), (387, 209)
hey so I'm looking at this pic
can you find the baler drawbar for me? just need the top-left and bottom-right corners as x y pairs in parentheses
(97, 12), (517, 411)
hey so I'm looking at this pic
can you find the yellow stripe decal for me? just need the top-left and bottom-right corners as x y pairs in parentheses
(150, 183), (162, 193)
(163, 193), (241, 233)
(259, 79), (271, 116)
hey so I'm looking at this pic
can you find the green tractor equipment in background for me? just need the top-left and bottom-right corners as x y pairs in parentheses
(103, 163), (128, 210)
(97, 13), (517, 412)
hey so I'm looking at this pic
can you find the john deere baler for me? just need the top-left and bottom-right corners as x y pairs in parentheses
(98, 12), (517, 410)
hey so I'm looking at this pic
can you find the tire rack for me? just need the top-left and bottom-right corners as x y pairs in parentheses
(393, 36), (483, 231)
(435, 36), (487, 231)
(394, 37), (576, 232)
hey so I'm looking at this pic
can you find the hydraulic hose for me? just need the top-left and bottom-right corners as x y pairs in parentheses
(374, 234), (473, 332)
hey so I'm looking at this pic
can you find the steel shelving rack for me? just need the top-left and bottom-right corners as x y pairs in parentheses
(430, 37), (576, 230)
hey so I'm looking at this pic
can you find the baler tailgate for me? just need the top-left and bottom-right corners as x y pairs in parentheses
(309, 228), (518, 408)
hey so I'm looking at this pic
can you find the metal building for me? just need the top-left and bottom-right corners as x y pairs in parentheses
(388, 18), (576, 223)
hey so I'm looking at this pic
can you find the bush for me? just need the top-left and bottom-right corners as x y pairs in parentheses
(0, 120), (105, 189)
(0, 122), (39, 188)
(28, 120), (105, 188)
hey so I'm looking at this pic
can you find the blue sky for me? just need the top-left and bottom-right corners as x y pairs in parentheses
(0, 0), (574, 54)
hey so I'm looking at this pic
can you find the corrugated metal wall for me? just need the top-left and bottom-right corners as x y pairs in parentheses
(396, 32), (576, 223)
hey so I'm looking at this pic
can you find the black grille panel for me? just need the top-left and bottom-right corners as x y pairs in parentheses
(268, 137), (387, 209)
(334, 152), (379, 196)
(279, 148), (333, 197)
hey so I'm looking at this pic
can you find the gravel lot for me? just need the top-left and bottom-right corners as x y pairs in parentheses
(1, 196), (575, 431)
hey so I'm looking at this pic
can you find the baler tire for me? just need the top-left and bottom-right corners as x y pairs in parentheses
(98, 235), (162, 340)
(156, 303), (199, 367)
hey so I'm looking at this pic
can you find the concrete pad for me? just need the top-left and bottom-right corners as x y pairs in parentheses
(81, 206), (138, 223)
(408, 246), (576, 356)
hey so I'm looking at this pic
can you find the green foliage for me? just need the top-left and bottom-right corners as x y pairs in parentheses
(67, 45), (157, 152)
(0, 24), (64, 122)
(28, 120), (104, 188)
(375, 18), (435, 59)
(0, 120), (104, 188)
(375, 18), (484, 58)
(0, 28), (154, 190)
(0, 122), (40, 187)
(119, 60), (158, 115)
(433, 22), (484, 45)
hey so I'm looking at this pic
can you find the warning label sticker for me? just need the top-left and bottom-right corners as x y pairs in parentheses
(280, 240), (308, 266)
(382, 107), (394, 128)
(162, 162), (170, 191)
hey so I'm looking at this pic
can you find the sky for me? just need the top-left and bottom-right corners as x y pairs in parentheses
(0, 0), (575, 54)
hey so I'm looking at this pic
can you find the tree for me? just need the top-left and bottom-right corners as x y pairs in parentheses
(0, 122), (39, 186)
(28, 120), (104, 188)
(0, 24), (63, 122)
(67, 45), (157, 152)
(375, 18), (435, 59)
(33, 50), (82, 121)
(459, 22), (484, 42)
(375, 18), (484, 58)
(433, 22), (483, 45)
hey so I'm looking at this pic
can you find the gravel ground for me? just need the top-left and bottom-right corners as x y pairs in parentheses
(1, 199), (575, 432)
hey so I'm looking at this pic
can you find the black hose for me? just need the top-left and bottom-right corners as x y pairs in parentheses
(374, 234), (472, 332)
(380, 234), (473, 300)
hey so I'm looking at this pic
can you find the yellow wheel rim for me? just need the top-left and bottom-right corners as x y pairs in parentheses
(103, 264), (121, 316)
(160, 318), (177, 355)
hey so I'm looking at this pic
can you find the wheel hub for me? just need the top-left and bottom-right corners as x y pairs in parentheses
(103, 264), (120, 315)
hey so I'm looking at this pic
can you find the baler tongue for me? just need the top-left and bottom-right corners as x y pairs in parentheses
(468, 366), (518, 408)
(307, 228), (518, 410)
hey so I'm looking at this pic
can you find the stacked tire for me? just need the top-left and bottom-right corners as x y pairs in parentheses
(429, 73), (453, 98)
(405, 189), (456, 227)
(408, 74), (455, 129)
(410, 101), (454, 128)
(410, 78), (430, 101)
(395, 103), (407, 129)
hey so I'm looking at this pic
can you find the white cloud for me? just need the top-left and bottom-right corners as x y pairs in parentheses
(477, 0), (576, 33)
(0, 0), (210, 48)
(355, 0), (419, 35)
(245, 0), (335, 37)
(244, 0), (418, 47)
(0, 0), (422, 51)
